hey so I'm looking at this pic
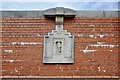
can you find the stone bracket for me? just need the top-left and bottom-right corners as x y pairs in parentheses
(44, 7), (76, 18)
(44, 7), (76, 25)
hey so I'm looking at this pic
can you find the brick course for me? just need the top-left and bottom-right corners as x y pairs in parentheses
(1, 17), (120, 77)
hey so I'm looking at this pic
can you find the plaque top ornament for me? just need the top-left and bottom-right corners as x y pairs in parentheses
(43, 7), (75, 63)
(44, 7), (76, 18)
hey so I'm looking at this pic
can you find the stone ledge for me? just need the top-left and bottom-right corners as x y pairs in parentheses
(1, 76), (119, 79)
(1, 7), (119, 18)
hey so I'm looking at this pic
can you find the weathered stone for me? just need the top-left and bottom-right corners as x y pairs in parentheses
(1, 10), (119, 18)
(43, 25), (74, 63)
(55, 16), (64, 25)
(43, 7), (75, 63)
(44, 7), (76, 17)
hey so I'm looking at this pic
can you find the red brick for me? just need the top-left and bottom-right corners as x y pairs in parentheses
(1, 17), (119, 77)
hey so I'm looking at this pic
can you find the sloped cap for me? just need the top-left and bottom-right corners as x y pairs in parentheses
(44, 7), (76, 17)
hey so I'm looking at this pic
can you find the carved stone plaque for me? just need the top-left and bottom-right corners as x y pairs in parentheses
(43, 25), (74, 63)
(43, 7), (75, 63)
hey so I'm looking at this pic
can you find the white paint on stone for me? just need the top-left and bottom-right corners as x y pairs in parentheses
(83, 50), (97, 53)
(21, 42), (25, 45)
(60, 65), (62, 69)
(93, 28), (95, 31)
(5, 60), (14, 63)
(78, 34), (82, 37)
(11, 42), (42, 45)
(97, 42), (105, 45)
(90, 44), (116, 48)
(15, 68), (18, 72)
(98, 66), (101, 71)
(12, 42), (17, 45)
(99, 35), (104, 38)
(5, 60), (22, 63)
(37, 34), (41, 36)
(4, 50), (13, 53)
(89, 25), (95, 27)
(103, 70), (106, 72)
(110, 50), (113, 52)
(89, 35), (94, 38)
(10, 60), (14, 63)
(77, 34), (115, 39)
(82, 41), (116, 53)
(85, 46), (88, 50)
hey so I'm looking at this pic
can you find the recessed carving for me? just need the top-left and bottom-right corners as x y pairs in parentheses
(53, 38), (64, 55)
(43, 25), (74, 63)
(55, 41), (62, 54)
(43, 7), (75, 63)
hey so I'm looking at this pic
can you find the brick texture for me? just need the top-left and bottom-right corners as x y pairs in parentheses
(1, 17), (120, 76)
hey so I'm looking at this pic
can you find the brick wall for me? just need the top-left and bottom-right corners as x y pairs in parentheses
(1, 17), (119, 76)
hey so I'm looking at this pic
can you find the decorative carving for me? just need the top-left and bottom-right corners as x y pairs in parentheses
(43, 7), (75, 63)
(44, 7), (76, 18)
(43, 25), (74, 63)
(56, 41), (62, 54)
(53, 38), (64, 55)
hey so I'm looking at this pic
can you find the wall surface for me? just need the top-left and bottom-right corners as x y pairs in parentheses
(1, 9), (120, 79)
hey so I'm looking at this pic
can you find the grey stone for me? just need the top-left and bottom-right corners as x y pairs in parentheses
(1, 8), (119, 18)
(43, 7), (75, 63)
(76, 11), (119, 17)
(43, 25), (74, 63)
(55, 16), (64, 25)
(56, 7), (64, 15)
(44, 7), (76, 17)
(1, 11), (44, 18)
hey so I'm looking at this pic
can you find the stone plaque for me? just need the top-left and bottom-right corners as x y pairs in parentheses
(43, 7), (75, 63)
(43, 25), (74, 63)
